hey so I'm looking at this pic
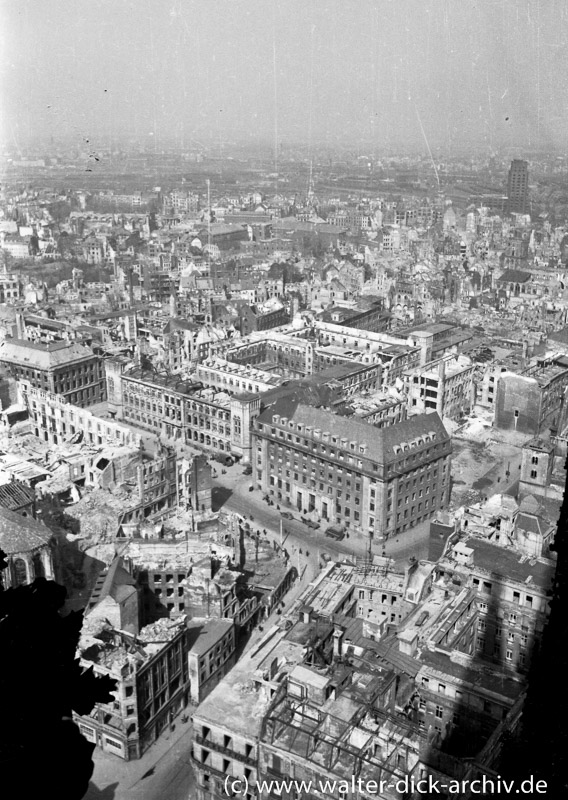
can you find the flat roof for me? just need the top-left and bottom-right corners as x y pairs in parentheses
(187, 618), (234, 656)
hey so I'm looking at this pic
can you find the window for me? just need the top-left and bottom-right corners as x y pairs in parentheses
(435, 705), (443, 719)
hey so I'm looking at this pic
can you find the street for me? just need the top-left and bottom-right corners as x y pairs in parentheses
(81, 464), (432, 800)
(83, 716), (196, 800)
(212, 463), (432, 568)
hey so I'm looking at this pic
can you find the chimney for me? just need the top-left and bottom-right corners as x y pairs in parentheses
(15, 312), (25, 340)
(333, 625), (344, 657)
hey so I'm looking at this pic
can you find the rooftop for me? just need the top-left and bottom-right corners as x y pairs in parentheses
(0, 338), (96, 370)
(418, 649), (523, 703)
(87, 557), (137, 610)
(256, 398), (450, 466)
(448, 536), (554, 590)
(187, 618), (234, 657)
(496, 269), (532, 284)
(0, 505), (52, 555)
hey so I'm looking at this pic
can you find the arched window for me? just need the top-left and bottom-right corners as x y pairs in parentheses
(33, 553), (45, 580)
(14, 558), (27, 586)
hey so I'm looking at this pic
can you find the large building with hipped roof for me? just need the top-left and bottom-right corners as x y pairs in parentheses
(253, 399), (451, 543)
(0, 337), (105, 407)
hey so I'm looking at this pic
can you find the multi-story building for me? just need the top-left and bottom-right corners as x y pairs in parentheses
(119, 368), (262, 462)
(0, 235), (32, 258)
(477, 363), (512, 409)
(338, 303), (391, 333)
(518, 437), (555, 496)
(141, 267), (179, 303)
(0, 272), (21, 303)
(253, 399), (451, 542)
(506, 159), (529, 215)
(74, 617), (189, 761)
(225, 333), (315, 379)
(434, 532), (553, 676)
(409, 590), (524, 752)
(494, 268), (533, 298)
(187, 618), (236, 704)
(237, 302), (290, 336)
(195, 358), (284, 395)
(117, 448), (179, 526)
(19, 382), (142, 449)
(196, 223), (249, 252)
(309, 362), (383, 399)
(344, 389), (407, 429)
(403, 355), (476, 420)
(165, 191), (199, 214)
(0, 339), (105, 407)
(191, 562), (518, 800)
(313, 322), (421, 384)
(494, 360), (568, 435)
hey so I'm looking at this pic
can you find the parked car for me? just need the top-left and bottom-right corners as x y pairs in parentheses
(281, 511), (294, 520)
(301, 517), (321, 530)
(211, 452), (234, 466)
(324, 525), (345, 541)
(242, 464), (253, 476)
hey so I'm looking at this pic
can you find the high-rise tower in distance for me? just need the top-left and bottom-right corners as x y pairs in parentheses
(506, 159), (529, 214)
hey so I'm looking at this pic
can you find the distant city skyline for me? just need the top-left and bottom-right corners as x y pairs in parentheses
(2, 0), (568, 157)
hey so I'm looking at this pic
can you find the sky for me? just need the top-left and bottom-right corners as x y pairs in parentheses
(2, 0), (568, 155)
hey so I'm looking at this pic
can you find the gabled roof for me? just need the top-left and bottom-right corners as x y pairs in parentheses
(0, 481), (35, 511)
(163, 318), (199, 334)
(0, 506), (52, 554)
(496, 268), (532, 283)
(89, 557), (137, 608)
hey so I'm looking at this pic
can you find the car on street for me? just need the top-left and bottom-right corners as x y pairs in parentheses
(281, 511), (294, 520)
(301, 517), (321, 529)
(325, 524), (346, 540)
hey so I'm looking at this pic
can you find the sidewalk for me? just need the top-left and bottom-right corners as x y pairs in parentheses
(84, 714), (195, 800)
(216, 462), (433, 567)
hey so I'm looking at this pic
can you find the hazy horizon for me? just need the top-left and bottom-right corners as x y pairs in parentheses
(2, 0), (568, 157)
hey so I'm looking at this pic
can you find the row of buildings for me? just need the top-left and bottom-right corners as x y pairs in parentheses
(190, 495), (553, 799)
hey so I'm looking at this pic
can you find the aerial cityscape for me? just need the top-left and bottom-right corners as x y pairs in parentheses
(1, 1), (568, 799)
